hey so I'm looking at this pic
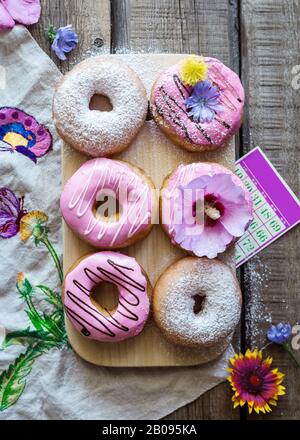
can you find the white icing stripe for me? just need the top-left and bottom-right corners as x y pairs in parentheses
(61, 158), (154, 248)
(68, 159), (98, 210)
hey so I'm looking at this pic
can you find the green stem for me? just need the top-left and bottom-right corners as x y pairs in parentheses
(41, 236), (63, 284)
(283, 342), (300, 368)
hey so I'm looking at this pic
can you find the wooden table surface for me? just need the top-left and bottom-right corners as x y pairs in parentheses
(30, 0), (300, 420)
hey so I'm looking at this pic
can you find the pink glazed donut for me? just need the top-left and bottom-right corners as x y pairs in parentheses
(150, 57), (244, 152)
(63, 252), (151, 342)
(160, 162), (253, 258)
(60, 158), (157, 249)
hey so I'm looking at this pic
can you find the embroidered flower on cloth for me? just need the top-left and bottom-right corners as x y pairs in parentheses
(0, 0), (41, 30)
(227, 349), (286, 414)
(48, 25), (78, 61)
(185, 80), (224, 123)
(0, 187), (25, 238)
(0, 107), (52, 163)
(19, 210), (48, 242)
(172, 173), (253, 258)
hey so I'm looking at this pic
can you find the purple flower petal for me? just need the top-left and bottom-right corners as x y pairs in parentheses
(0, 187), (20, 217)
(0, 212), (19, 238)
(2, 0), (41, 26)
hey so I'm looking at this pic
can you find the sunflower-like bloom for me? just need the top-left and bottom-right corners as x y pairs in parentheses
(180, 56), (208, 86)
(19, 210), (48, 242)
(227, 349), (286, 414)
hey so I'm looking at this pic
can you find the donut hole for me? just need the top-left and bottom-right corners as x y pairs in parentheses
(93, 190), (122, 222)
(192, 294), (206, 314)
(91, 282), (119, 317)
(89, 94), (113, 112)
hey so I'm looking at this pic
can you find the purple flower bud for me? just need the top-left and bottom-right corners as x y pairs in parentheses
(267, 322), (292, 344)
(51, 25), (78, 61)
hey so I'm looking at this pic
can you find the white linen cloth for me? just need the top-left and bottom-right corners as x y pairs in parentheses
(0, 25), (233, 420)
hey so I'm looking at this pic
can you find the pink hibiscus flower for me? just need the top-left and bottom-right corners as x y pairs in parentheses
(173, 173), (253, 258)
(0, 0), (41, 30)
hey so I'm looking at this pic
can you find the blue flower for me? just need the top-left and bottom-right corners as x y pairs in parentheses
(51, 25), (78, 61)
(185, 80), (224, 123)
(267, 323), (292, 344)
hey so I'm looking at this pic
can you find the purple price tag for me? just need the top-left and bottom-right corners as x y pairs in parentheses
(235, 147), (300, 267)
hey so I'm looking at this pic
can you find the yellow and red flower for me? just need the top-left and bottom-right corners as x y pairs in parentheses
(227, 349), (285, 414)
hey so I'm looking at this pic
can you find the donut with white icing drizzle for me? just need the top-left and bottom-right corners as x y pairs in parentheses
(153, 257), (241, 349)
(53, 57), (148, 157)
(60, 158), (157, 249)
(63, 252), (151, 342)
(150, 57), (244, 151)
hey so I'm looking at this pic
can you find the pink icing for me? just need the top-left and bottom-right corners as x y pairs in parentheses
(161, 162), (253, 257)
(152, 57), (244, 148)
(60, 158), (154, 248)
(63, 251), (150, 342)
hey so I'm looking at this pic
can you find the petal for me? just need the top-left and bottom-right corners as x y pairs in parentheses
(0, 213), (19, 238)
(185, 176), (211, 191)
(0, 2), (15, 29)
(0, 187), (20, 217)
(185, 95), (198, 108)
(220, 200), (253, 237)
(199, 106), (215, 123)
(191, 222), (233, 258)
(2, 0), (41, 25)
(205, 87), (220, 100)
(205, 173), (245, 204)
(51, 38), (67, 61)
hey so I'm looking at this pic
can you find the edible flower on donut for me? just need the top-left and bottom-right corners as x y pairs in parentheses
(161, 162), (253, 259)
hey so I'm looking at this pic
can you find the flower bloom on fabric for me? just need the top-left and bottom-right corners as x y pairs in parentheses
(0, 0), (41, 30)
(180, 56), (208, 86)
(19, 210), (48, 242)
(267, 323), (292, 344)
(0, 187), (25, 239)
(0, 107), (52, 163)
(172, 173), (253, 258)
(185, 80), (224, 123)
(51, 25), (78, 61)
(227, 349), (286, 414)
(16, 271), (26, 292)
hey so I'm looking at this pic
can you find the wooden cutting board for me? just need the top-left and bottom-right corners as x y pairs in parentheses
(62, 54), (235, 367)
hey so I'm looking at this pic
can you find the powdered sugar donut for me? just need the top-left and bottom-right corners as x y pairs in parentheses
(153, 257), (241, 348)
(160, 162), (253, 258)
(60, 158), (157, 249)
(53, 57), (148, 156)
(150, 56), (244, 152)
(63, 252), (151, 342)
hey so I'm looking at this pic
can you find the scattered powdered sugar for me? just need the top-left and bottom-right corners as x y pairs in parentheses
(158, 259), (241, 346)
(243, 255), (272, 347)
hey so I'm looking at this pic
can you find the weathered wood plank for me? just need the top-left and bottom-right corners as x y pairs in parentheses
(110, 0), (240, 420)
(29, 0), (111, 71)
(241, 0), (300, 419)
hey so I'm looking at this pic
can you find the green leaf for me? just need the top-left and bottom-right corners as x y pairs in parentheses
(36, 285), (63, 311)
(25, 307), (65, 341)
(1, 328), (58, 350)
(2, 329), (43, 348)
(0, 343), (47, 411)
(47, 25), (57, 44)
